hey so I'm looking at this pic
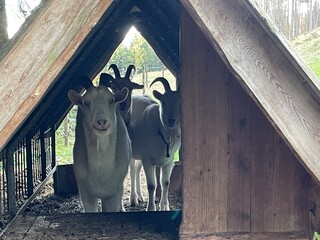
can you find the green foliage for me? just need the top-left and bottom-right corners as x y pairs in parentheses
(290, 27), (320, 79)
(108, 32), (165, 74)
(314, 231), (320, 240)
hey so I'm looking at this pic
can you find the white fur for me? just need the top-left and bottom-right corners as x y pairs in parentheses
(68, 84), (131, 212)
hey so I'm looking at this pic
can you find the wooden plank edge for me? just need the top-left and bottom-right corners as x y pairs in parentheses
(179, 231), (308, 240)
(240, 0), (320, 102)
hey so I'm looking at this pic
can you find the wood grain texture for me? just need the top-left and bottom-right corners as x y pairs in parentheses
(180, 9), (229, 234)
(251, 105), (295, 231)
(0, 0), (113, 150)
(227, 74), (252, 231)
(180, 7), (320, 236)
(180, 231), (308, 240)
(180, 0), (320, 183)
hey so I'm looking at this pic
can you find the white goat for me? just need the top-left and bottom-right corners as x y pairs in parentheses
(67, 75), (131, 212)
(130, 77), (181, 211)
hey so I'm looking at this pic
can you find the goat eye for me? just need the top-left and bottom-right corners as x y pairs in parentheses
(108, 98), (114, 104)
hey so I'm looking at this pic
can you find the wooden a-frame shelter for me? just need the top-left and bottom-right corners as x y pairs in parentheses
(1, 0), (320, 238)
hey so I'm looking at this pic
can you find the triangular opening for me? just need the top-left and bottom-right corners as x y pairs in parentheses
(54, 26), (182, 213)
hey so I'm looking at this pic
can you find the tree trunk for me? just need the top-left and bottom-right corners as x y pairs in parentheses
(0, 0), (8, 49)
(64, 117), (69, 147)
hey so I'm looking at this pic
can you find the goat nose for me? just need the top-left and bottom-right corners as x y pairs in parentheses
(97, 119), (107, 126)
(168, 118), (176, 125)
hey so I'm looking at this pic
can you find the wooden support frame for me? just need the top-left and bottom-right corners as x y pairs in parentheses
(179, 4), (316, 238)
(180, 0), (320, 183)
(0, 0), (114, 151)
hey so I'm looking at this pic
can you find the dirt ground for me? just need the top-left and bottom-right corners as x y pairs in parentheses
(0, 168), (182, 239)
(24, 168), (182, 214)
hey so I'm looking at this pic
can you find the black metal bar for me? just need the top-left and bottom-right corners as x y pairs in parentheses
(6, 147), (16, 220)
(40, 129), (46, 181)
(51, 125), (58, 194)
(26, 134), (33, 197)
(51, 126), (56, 169)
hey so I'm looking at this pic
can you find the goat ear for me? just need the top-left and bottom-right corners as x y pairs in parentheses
(68, 90), (82, 106)
(153, 90), (163, 101)
(114, 87), (129, 104)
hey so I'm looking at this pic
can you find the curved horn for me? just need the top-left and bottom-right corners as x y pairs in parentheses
(125, 65), (136, 79)
(150, 77), (172, 92)
(108, 64), (121, 79)
(78, 75), (93, 89)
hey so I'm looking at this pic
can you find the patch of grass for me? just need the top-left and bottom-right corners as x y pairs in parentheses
(290, 27), (320, 79)
(56, 137), (74, 165)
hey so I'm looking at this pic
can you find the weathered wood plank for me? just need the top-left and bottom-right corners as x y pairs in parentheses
(227, 77), (252, 231)
(181, 0), (320, 183)
(251, 105), (295, 231)
(0, 0), (113, 151)
(180, 231), (308, 240)
(180, 5), (317, 235)
(180, 9), (229, 235)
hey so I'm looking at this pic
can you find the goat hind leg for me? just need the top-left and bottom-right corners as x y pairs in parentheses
(136, 160), (144, 203)
(130, 159), (140, 206)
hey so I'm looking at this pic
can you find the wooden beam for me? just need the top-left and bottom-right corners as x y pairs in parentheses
(181, 0), (320, 182)
(0, 0), (113, 151)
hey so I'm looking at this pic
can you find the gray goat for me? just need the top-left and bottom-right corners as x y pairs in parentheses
(131, 77), (181, 211)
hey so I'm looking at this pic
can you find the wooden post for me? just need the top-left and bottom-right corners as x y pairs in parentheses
(26, 133), (33, 197)
(6, 146), (16, 220)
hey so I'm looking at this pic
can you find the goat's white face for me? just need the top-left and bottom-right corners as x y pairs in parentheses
(154, 89), (181, 129)
(68, 85), (128, 135)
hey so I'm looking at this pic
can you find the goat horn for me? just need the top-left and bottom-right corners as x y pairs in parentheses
(79, 75), (93, 89)
(150, 77), (172, 92)
(99, 73), (114, 87)
(125, 65), (136, 79)
(109, 64), (121, 79)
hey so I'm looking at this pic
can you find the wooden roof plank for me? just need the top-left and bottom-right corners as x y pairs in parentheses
(181, 0), (320, 182)
(0, 0), (113, 150)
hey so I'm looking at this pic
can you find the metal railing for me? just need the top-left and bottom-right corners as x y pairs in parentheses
(0, 126), (56, 231)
